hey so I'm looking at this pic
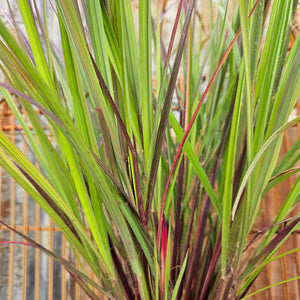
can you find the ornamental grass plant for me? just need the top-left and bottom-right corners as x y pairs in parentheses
(1, 0), (300, 299)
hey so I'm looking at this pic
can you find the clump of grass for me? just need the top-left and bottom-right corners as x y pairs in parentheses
(1, 0), (300, 299)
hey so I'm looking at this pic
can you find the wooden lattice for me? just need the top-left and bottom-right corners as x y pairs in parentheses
(0, 98), (97, 300)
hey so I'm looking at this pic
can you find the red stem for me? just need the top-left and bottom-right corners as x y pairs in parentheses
(157, 0), (262, 246)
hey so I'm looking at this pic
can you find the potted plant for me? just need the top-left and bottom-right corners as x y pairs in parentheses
(1, 0), (300, 299)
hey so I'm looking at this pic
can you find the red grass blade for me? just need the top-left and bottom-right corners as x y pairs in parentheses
(157, 0), (262, 247)
(160, 217), (168, 298)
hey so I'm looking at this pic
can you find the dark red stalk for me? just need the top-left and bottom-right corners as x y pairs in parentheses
(16, 163), (82, 243)
(183, 158), (220, 299)
(174, 181), (200, 300)
(216, 270), (236, 300)
(160, 217), (168, 298)
(198, 230), (222, 300)
(134, 279), (139, 300)
(182, 193), (211, 300)
(90, 54), (146, 227)
(157, 0), (262, 249)
(108, 237), (135, 300)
